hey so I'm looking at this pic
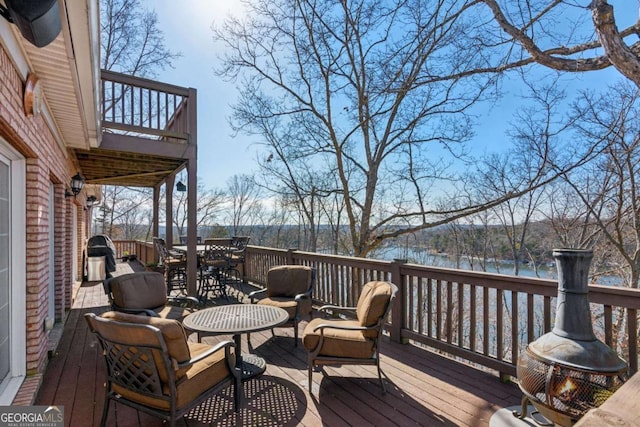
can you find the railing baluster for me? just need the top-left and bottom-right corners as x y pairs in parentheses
(138, 86), (143, 127)
(497, 288), (504, 360)
(627, 308), (638, 374)
(417, 276), (424, 335)
(446, 281), (453, 343)
(604, 305), (613, 347)
(527, 293), (534, 343)
(544, 295), (552, 333)
(483, 286), (489, 355)
(427, 278), (433, 338)
(110, 80), (115, 121)
(458, 282), (464, 347)
(511, 290), (518, 364)
(147, 87), (152, 128)
(436, 280), (442, 341)
(156, 90), (160, 129)
(470, 284), (476, 351)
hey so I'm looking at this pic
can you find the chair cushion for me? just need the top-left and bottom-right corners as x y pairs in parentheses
(356, 281), (393, 337)
(174, 342), (231, 409)
(257, 296), (312, 319)
(165, 258), (186, 268)
(302, 318), (374, 358)
(112, 341), (231, 412)
(153, 304), (193, 321)
(109, 272), (167, 310)
(100, 311), (191, 367)
(266, 265), (313, 297)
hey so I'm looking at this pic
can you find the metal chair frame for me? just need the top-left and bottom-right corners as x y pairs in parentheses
(153, 237), (187, 295)
(199, 238), (238, 302)
(249, 266), (316, 346)
(306, 282), (398, 395)
(85, 313), (241, 427)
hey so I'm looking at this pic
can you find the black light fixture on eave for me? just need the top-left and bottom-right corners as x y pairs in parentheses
(176, 180), (187, 192)
(86, 195), (98, 208)
(64, 172), (84, 198)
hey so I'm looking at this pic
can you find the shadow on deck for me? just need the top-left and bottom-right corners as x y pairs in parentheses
(33, 261), (523, 426)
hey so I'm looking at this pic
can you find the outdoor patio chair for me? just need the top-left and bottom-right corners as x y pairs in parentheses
(153, 237), (187, 294)
(248, 265), (316, 346)
(198, 238), (238, 302)
(302, 281), (398, 394)
(229, 236), (250, 281)
(103, 271), (199, 320)
(85, 311), (241, 427)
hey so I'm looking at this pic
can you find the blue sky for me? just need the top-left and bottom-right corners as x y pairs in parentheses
(143, 0), (634, 189)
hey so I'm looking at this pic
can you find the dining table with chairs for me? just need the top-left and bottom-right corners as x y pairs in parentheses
(173, 237), (248, 303)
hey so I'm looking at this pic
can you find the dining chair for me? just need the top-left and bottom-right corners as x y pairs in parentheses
(302, 281), (398, 394)
(248, 265), (315, 346)
(153, 237), (187, 295)
(103, 271), (199, 320)
(85, 311), (241, 427)
(199, 238), (236, 302)
(230, 236), (250, 283)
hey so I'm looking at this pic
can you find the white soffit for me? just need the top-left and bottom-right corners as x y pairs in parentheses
(17, 0), (100, 150)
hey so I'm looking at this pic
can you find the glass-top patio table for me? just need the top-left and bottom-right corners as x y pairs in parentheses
(182, 304), (289, 380)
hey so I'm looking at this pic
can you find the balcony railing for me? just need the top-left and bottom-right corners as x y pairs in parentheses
(112, 240), (640, 379)
(101, 70), (192, 142)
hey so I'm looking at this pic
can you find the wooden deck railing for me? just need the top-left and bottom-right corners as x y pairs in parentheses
(112, 239), (155, 265)
(112, 240), (640, 379)
(101, 70), (192, 141)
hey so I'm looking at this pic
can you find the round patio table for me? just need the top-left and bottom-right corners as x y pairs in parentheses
(183, 304), (288, 380)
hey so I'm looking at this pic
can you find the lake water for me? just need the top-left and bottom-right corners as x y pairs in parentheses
(374, 246), (623, 286)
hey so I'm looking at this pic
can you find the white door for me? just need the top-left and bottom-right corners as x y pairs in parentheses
(0, 155), (10, 385)
(72, 205), (78, 283)
(0, 140), (26, 404)
(48, 183), (55, 328)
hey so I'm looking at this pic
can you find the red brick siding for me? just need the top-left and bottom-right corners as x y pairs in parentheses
(0, 43), (87, 375)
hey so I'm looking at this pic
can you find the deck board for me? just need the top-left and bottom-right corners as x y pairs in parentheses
(35, 262), (523, 426)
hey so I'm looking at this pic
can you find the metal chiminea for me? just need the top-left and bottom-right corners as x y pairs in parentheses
(514, 249), (627, 426)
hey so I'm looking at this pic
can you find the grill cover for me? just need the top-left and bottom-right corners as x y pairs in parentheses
(87, 235), (116, 273)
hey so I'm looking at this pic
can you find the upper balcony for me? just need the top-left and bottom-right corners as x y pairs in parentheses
(73, 70), (197, 188)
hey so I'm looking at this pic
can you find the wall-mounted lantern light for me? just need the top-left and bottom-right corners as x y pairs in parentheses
(64, 172), (84, 198)
(86, 195), (99, 208)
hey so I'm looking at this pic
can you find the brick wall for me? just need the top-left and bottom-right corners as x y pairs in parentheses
(0, 43), (85, 375)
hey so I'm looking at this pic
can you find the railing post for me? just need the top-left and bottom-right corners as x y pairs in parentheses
(286, 248), (297, 265)
(390, 259), (407, 344)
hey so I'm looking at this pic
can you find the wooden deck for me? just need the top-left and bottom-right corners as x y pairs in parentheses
(35, 262), (523, 426)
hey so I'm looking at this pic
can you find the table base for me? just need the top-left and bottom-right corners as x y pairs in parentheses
(239, 353), (267, 381)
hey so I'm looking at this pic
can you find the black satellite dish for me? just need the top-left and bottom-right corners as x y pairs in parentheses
(0, 0), (61, 48)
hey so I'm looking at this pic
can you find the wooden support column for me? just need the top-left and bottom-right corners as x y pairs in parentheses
(152, 184), (160, 263)
(165, 174), (175, 248)
(186, 87), (198, 297)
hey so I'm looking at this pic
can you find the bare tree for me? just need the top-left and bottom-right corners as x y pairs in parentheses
(561, 81), (640, 289)
(100, 0), (180, 77)
(172, 176), (226, 241)
(96, 186), (153, 239)
(479, 1), (640, 86)
(97, 0), (181, 237)
(225, 174), (262, 237)
(214, 0), (580, 257)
